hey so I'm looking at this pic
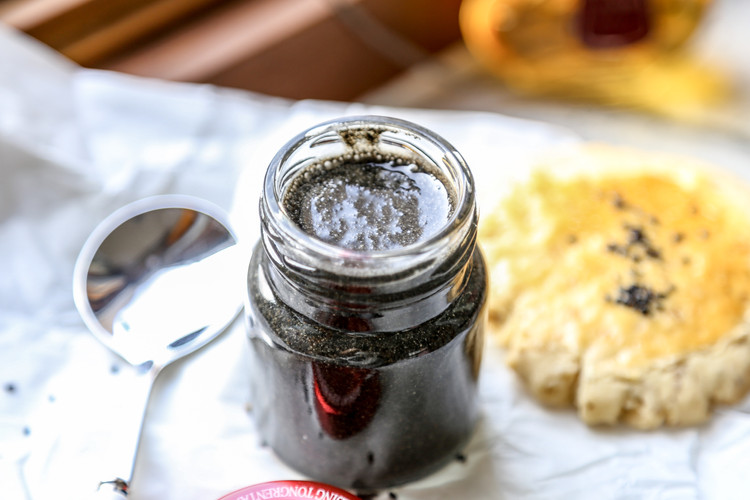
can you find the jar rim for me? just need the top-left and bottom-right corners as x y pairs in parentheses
(262, 115), (476, 269)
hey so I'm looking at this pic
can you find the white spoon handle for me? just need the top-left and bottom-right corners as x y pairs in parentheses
(89, 362), (159, 496)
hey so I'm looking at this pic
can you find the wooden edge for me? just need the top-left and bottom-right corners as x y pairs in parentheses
(60, 0), (220, 65)
(101, 0), (333, 82)
(0, 0), (90, 29)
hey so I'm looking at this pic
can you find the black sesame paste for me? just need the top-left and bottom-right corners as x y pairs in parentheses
(246, 248), (485, 488)
(283, 156), (453, 252)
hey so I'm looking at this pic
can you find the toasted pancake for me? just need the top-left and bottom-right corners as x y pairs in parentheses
(479, 145), (750, 428)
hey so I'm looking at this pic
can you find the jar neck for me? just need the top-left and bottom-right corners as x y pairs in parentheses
(258, 116), (478, 333)
(260, 211), (478, 332)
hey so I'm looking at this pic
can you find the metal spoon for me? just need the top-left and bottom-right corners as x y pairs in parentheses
(72, 195), (243, 497)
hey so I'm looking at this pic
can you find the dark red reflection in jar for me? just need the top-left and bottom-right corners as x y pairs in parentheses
(579, 0), (651, 48)
(312, 362), (381, 439)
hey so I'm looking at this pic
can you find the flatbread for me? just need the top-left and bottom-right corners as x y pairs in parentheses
(479, 144), (750, 428)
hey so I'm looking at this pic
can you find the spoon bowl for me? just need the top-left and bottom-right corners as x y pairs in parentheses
(72, 194), (242, 497)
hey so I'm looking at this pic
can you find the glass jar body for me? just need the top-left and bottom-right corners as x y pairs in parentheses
(244, 116), (487, 491)
(246, 246), (486, 490)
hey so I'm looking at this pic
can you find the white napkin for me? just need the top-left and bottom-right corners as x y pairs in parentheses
(2, 23), (749, 500)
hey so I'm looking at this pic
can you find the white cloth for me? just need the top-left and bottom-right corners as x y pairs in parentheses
(1, 23), (749, 500)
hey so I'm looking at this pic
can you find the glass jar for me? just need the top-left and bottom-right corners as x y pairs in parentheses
(244, 116), (486, 491)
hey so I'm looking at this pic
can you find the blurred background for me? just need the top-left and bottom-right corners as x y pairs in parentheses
(1, 0), (748, 162)
(0, 0), (465, 100)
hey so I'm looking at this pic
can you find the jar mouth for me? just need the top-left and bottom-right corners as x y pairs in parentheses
(262, 115), (476, 276)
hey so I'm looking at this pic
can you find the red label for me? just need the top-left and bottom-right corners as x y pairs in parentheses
(218, 481), (360, 500)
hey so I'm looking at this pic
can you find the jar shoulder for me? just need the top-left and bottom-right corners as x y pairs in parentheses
(246, 245), (487, 367)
